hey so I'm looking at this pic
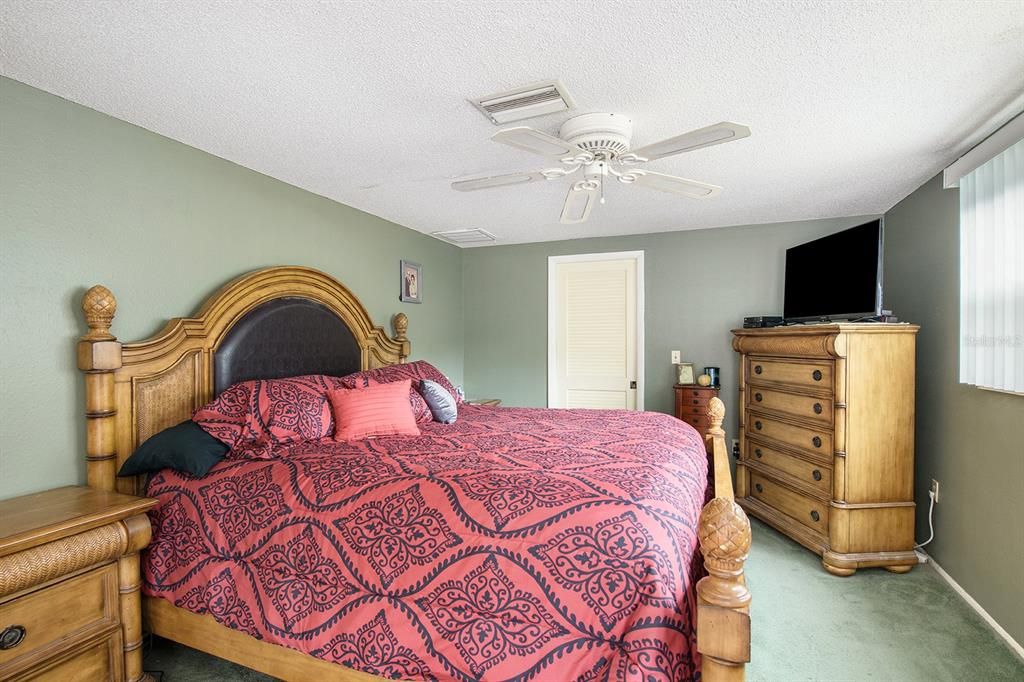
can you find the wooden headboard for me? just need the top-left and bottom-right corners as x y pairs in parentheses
(77, 266), (410, 495)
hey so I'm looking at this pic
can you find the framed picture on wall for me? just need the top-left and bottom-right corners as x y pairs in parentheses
(400, 260), (422, 304)
(676, 362), (696, 385)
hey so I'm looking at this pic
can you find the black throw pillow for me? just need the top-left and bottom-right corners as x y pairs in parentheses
(119, 420), (228, 478)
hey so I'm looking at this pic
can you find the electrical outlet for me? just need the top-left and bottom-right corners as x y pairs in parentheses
(731, 439), (741, 458)
(671, 350), (681, 364)
(931, 479), (940, 503)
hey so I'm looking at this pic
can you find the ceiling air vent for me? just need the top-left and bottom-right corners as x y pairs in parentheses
(471, 80), (574, 125)
(432, 228), (497, 245)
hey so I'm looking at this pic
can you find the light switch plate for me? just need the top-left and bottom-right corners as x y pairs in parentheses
(671, 350), (681, 364)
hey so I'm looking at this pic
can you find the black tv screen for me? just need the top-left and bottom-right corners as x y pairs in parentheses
(784, 219), (883, 321)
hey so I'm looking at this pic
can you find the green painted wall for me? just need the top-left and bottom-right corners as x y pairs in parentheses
(461, 215), (875, 440)
(884, 173), (1024, 645)
(0, 77), (464, 499)
(4, 72), (1018, 647)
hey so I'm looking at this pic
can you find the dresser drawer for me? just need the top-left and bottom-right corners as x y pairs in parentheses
(677, 386), (716, 399)
(750, 472), (829, 534)
(746, 411), (832, 459)
(678, 404), (712, 419)
(748, 387), (833, 425)
(680, 415), (711, 433)
(748, 358), (832, 391)
(745, 440), (831, 494)
(13, 631), (123, 682)
(0, 565), (118, 673)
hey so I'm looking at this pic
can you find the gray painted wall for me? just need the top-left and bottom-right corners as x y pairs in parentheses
(3, 73), (1019, 647)
(884, 173), (1023, 645)
(0, 77), (464, 498)
(462, 215), (876, 440)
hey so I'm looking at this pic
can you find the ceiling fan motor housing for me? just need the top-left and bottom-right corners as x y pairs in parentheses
(559, 113), (633, 159)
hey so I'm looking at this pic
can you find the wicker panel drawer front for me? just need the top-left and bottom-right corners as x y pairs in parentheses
(750, 472), (829, 534)
(747, 387), (833, 425)
(745, 440), (831, 495)
(747, 411), (832, 459)
(0, 565), (118, 672)
(748, 358), (832, 391)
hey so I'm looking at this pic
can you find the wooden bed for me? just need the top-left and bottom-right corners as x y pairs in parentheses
(76, 265), (752, 682)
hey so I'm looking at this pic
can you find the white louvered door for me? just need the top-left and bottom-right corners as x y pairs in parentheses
(550, 254), (641, 409)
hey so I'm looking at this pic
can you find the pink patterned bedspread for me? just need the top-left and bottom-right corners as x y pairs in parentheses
(143, 405), (710, 681)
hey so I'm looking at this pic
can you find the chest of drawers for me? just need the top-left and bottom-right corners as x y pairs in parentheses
(732, 324), (919, 576)
(673, 384), (721, 441)
(0, 487), (156, 681)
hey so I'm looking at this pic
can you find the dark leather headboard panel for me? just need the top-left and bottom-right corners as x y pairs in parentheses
(214, 297), (361, 394)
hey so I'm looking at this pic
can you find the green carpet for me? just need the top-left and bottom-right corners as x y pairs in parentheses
(744, 519), (1022, 681)
(143, 519), (1023, 681)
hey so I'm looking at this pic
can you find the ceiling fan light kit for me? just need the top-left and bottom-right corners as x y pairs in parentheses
(452, 112), (750, 224)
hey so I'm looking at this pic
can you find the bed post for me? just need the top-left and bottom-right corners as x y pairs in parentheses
(697, 397), (752, 681)
(78, 285), (122, 492)
(392, 312), (410, 362)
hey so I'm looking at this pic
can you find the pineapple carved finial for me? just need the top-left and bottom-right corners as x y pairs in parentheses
(698, 496), (752, 608)
(392, 312), (409, 342)
(82, 285), (117, 340)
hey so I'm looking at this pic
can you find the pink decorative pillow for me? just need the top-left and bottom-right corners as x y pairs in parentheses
(192, 375), (334, 459)
(340, 361), (461, 425)
(328, 379), (421, 441)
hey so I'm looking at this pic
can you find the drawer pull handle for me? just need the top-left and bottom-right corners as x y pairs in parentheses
(754, 392), (763, 402)
(755, 448), (763, 458)
(755, 421), (763, 430)
(812, 469), (822, 481)
(755, 483), (764, 493)
(754, 365), (763, 375)
(812, 436), (822, 448)
(812, 370), (823, 381)
(0, 625), (26, 650)
(692, 400), (699, 405)
(810, 510), (820, 522)
(813, 402), (823, 414)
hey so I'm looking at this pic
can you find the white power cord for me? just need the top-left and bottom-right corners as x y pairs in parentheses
(914, 490), (937, 550)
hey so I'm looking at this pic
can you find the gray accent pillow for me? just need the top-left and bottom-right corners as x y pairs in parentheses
(419, 379), (458, 424)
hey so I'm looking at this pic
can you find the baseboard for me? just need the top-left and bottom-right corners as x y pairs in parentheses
(922, 551), (1024, 661)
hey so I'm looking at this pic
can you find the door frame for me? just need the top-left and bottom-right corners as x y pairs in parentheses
(547, 250), (645, 410)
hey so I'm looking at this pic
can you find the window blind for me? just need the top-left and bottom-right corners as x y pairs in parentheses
(959, 138), (1024, 394)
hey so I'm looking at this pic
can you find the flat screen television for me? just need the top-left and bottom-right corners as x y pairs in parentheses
(783, 219), (883, 321)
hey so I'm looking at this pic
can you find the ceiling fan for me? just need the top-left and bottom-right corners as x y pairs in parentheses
(452, 113), (750, 224)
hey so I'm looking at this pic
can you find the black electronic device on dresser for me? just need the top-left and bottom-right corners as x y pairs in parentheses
(743, 316), (785, 328)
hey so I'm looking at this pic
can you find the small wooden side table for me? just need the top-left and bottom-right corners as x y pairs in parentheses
(0, 486), (156, 681)
(674, 384), (721, 441)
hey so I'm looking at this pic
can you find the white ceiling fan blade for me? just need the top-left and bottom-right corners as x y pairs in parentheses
(632, 171), (721, 198)
(492, 126), (583, 158)
(628, 122), (751, 161)
(451, 170), (548, 192)
(559, 183), (599, 224)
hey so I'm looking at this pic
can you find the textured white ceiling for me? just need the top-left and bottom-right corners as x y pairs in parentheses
(2, 1), (1023, 246)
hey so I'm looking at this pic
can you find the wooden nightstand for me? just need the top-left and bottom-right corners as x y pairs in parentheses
(0, 486), (156, 681)
(674, 384), (721, 441)
(466, 399), (501, 406)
